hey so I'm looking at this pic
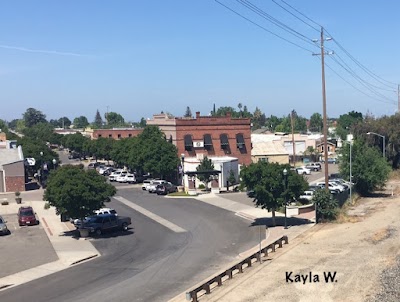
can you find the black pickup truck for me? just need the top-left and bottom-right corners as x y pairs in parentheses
(84, 214), (131, 236)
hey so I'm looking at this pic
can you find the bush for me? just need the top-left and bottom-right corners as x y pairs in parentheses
(198, 184), (205, 190)
(313, 189), (338, 222)
(1, 200), (9, 205)
(44, 202), (51, 210)
(15, 191), (21, 197)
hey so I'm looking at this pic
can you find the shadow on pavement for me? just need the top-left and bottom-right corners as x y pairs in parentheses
(25, 181), (41, 191)
(60, 228), (135, 240)
(250, 216), (313, 228)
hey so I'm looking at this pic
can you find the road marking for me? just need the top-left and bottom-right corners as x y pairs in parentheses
(41, 217), (53, 236)
(114, 196), (187, 233)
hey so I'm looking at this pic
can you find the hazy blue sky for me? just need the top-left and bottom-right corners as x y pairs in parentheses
(1, 1), (399, 123)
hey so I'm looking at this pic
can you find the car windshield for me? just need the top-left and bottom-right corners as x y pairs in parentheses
(21, 210), (34, 216)
(0, 218), (3, 223)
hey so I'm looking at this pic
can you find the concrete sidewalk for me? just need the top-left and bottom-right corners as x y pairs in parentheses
(0, 189), (99, 291)
(168, 192), (316, 302)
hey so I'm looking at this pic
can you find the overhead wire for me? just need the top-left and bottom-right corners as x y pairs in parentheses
(214, 0), (315, 53)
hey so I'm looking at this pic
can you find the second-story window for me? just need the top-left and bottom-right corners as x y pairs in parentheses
(220, 134), (229, 149)
(184, 134), (193, 151)
(236, 133), (245, 149)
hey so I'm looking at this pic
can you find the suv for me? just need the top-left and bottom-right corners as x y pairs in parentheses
(305, 162), (321, 172)
(73, 208), (118, 227)
(18, 206), (38, 226)
(156, 182), (177, 195)
(296, 167), (311, 175)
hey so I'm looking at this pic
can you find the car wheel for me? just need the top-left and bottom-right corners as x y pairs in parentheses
(95, 228), (102, 236)
(314, 168), (318, 172)
(122, 223), (128, 231)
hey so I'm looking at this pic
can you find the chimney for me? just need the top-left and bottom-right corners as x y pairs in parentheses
(196, 112), (200, 118)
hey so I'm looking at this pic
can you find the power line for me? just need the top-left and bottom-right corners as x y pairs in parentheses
(271, 0), (320, 32)
(236, 0), (318, 48)
(278, 0), (322, 28)
(214, 0), (315, 53)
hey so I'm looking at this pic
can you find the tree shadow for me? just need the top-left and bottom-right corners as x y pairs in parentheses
(250, 216), (313, 228)
(25, 181), (41, 191)
(364, 192), (391, 198)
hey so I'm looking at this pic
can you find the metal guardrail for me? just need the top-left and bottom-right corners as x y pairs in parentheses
(186, 235), (289, 302)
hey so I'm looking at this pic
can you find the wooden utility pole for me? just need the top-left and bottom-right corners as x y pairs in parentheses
(291, 111), (296, 166)
(320, 27), (329, 189)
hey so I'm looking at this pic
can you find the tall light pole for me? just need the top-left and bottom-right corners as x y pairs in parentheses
(344, 140), (353, 204)
(181, 153), (185, 192)
(52, 158), (57, 170)
(367, 132), (385, 158)
(39, 151), (43, 185)
(283, 168), (288, 229)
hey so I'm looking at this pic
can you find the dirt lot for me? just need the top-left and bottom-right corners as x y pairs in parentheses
(201, 181), (400, 302)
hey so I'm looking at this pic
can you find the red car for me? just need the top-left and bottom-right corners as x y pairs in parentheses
(18, 206), (38, 226)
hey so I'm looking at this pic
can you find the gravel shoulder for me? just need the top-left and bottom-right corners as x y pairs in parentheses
(201, 182), (400, 302)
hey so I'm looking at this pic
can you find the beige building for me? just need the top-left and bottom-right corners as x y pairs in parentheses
(146, 113), (177, 144)
(251, 134), (289, 164)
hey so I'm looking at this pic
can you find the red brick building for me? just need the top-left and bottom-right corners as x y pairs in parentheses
(175, 112), (252, 166)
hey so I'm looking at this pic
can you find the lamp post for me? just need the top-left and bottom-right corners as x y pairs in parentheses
(367, 132), (385, 158)
(52, 158), (57, 170)
(344, 140), (353, 205)
(283, 168), (288, 229)
(181, 153), (185, 191)
(39, 151), (43, 185)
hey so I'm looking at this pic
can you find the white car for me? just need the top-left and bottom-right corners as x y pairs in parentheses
(126, 174), (136, 184)
(142, 179), (153, 190)
(109, 170), (123, 182)
(296, 167), (311, 175)
(328, 181), (345, 192)
(299, 190), (314, 201)
(116, 172), (128, 183)
(147, 180), (167, 193)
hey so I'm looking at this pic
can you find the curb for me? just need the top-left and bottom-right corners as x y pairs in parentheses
(70, 254), (99, 266)
(235, 211), (256, 221)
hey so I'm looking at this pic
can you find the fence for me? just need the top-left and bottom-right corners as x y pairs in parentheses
(186, 236), (289, 302)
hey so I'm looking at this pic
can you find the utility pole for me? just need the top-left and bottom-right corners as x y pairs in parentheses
(313, 27), (333, 190)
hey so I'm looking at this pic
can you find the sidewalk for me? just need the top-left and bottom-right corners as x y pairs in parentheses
(168, 192), (316, 302)
(0, 189), (99, 291)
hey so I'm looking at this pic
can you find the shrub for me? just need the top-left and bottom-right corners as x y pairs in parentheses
(313, 189), (338, 222)
(15, 191), (21, 197)
(198, 184), (205, 190)
(44, 202), (51, 210)
(1, 200), (9, 205)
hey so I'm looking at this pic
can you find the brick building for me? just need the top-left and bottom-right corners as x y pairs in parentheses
(0, 144), (25, 192)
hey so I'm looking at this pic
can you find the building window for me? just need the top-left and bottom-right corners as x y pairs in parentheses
(184, 134), (193, 151)
(204, 134), (212, 150)
(259, 158), (268, 162)
(109, 134), (112, 138)
(236, 133), (245, 149)
(98, 134), (102, 138)
(128, 134), (132, 138)
(118, 134), (121, 139)
(220, 134), (229, 149)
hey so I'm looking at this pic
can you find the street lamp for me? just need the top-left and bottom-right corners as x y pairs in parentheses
(52, 158), (57, 170)
(344, 140), (353, 205)
(283, 168), (288, 229)
(39, 151), (43, 185)
(367, 132), (385, 158)
(181, 153), (185, 191)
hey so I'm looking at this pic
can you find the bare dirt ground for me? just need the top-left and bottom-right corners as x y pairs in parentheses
(201, 181), (400, 302)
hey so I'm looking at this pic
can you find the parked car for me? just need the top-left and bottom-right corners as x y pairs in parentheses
(316, 182), (341, 194)
(156, 182), (177, 195)
(296, 167), (311, 175)
(141, 179), (154, 190)
(321, 158), (338, 164)
(88, 162), (101, 169)
(18, 206), (38, 226)
(68, 152), (80, 160)
(126, 174), (136, 184)
(299, 190), (314, 201)
(84, 214), (131, 236)
(73, 208), (118, 227)
(246, 190), (255, 198)
(109, 170), (123, 182)
(147, 180), (167, 193)
(0, 215), (10, 235)
(305, 162), (321, 172)
(116, 171), (128, 183)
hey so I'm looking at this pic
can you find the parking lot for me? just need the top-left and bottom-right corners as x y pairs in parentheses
(0, 213), (58, 278)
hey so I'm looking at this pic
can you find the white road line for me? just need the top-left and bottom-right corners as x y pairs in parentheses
(114, 196), (187, 233)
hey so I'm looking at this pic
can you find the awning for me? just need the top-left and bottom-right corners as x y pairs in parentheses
(184, 135), (193, 149)
(236, 133), (245, 146)
(220, 134), (229, 146)
(204, 134), (212, 146)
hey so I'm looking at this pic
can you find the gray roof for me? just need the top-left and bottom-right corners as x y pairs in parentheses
(0, 148), (24, 166)
(251, 141), (289, 156)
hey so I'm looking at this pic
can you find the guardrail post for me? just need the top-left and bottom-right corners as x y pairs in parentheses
(216, 276), (222, 286)
(278, 239), (283, 248)
(270, 243), (275, 252)
(227, 269), (233, 279)
(283, 235), (289, 244)
(246, 258), (252, 267)
(237, 263), (243, 273)
(203, 284), (211, 294)
(263, 247), (269, 257)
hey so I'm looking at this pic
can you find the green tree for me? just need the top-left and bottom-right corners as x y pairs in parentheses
(339, 139), (391, 196)
(43, 165), (116, 227)
(0, 119), (9, 133)
(17, 137), (59, 172)
(64, 133), (90, 156)
(336, 111), (364, 140)
(23, 108), (47, 127)
(184, 106), (192, 118)
(313, 189), (338, 222)
(309, 113), (323, 132)
(106, 112), (125, 127)
(196, 156), (215, 190)
(93, 110), (103, 128)
(8, 119), (19, 130)
(73, 116), (89, 129)
(22, 122), (54, 142)
(240, 162), (308, 226)
(58, 117), (71, 128)
(228, 169), (236, 187)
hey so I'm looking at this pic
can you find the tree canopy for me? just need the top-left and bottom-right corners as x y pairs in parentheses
(196, 156), (215, 189)
(240, 162), (308, 225)
(23, 108), (47, 127)
(73, 116), (89, 129)
(43, 165), (116, 223)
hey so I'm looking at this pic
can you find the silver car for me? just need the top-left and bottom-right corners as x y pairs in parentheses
(0, 215), (10, 235)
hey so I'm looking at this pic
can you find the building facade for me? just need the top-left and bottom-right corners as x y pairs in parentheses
(90, 128), (143, 140)
(0, 144), (25, 192)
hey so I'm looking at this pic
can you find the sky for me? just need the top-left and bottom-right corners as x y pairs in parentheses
(1, 0), (399, 123)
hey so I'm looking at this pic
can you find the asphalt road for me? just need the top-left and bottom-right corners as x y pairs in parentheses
(0, 187), (260, 302)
